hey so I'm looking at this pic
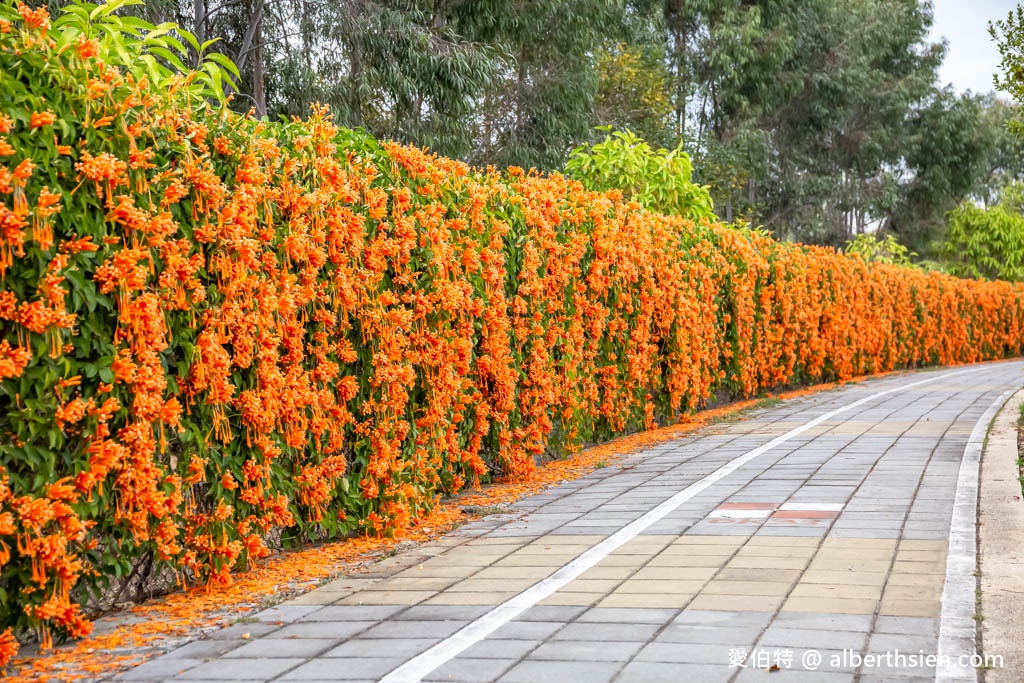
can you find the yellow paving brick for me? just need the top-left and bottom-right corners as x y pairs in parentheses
(448, 578), (535, 592)
(494, 554), (579, 567)
(540, 592), (604, 607)
(879, 598), (941, 617)
(426, 591), (519, 606)
(789, 583), (882, 600)
(895, 550), (945, 563)
(886, 573), (943, 588)
(535, 535), (607, 545)
(614, 579), (707, 594)
(671, 536), (746, 545)
(559, 579), (622, 593)
(812, 548), (895, 561)
(744, 536), (820, 548)
(395, 565), (477, 579)
(700, 580), (793, 596)
(688, 594), (784, 612)
(515, 545), (592, 556)
(892, 560), (946, 574)
(715, 568), (803, 583)
(420, 555), (494, 569)
(727, 555), (810, 570)
(659, 544), (742, 556)
(649, 554), (732, 568)
(615, 536), (675, 553)
(370, 577), (461, 591)
(821, 538), (897, 550)
(593, 554), (651, 567)
(471, 566), (555, 580)
(578, 566), (637, 580)
(883, 585), (942, 601)
(734, 544), (817, 558)
(598, 593), (696, 609)
(466, 536), (533, 546)
(807, 559), (892, 573)
(898, 540), (948, 551)
(631, 566), (718, 581)
(336, 590), (436, 605)
(781, 596), (878, 614)
(799, 570), (887, 587)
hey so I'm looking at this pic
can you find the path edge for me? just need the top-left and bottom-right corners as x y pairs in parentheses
(938, 385), (1023, 682)
(977, 387), (1024, 682)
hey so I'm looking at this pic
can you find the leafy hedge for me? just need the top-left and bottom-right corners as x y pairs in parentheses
(3, 0), (1024, 663)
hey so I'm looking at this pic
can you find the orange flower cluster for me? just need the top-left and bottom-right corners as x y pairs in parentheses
(2, 1), (1024, 668)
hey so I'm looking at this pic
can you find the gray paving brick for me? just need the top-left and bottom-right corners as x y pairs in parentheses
(490, 621), (564, 640)
(272, 621), (376, 640)
(460, 638), (540, 659)
(175, 657), (304, 680)
(576, 607), (677, 624)
(356, 619), (469, 639)
(162, 640), (245, 660)
(529, 639), (643, 662)
(323, 637), (438, 659)
(550, 622), (659, 642)
(206, 622), (282, 640)
(771, 613), (873, 631)
(297, 605), (403, 621)
(256, 605), (321, 623)
(497, 659), (622, 683)
(423, 657), (517, 682)
(222, 638), (338, 658)
(634, 642), (737, 664)
(614, 661), (733, 683)
(873, 616), (939, 636)
(279, 657), (402, 680)
(115, 658), (204, 680)
(758, 627), (867, 651)
(735, 670), (853, 682)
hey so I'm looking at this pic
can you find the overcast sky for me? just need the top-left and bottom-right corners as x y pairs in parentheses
(930, 0), (1020, 94)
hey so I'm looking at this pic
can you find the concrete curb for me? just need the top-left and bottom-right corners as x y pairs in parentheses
(978, 387), (1024, 682)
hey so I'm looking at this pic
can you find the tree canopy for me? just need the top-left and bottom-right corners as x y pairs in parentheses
(45, 0), (1024, 252)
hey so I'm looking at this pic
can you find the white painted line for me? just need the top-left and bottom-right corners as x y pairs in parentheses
(709, 508), (773, 519)
(779, 503), (844, 512)
(380, 368), (976, 683)
(937, 385), (1021, 683)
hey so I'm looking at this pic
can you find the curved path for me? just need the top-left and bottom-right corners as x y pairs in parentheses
(115, 360), (1024, 683)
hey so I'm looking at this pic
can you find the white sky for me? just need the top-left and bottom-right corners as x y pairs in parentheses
(930, 0), (1020, 93)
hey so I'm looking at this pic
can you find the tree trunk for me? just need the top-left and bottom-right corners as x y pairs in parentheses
(253, 5), (266, 118)
(193, 0), (206, 65)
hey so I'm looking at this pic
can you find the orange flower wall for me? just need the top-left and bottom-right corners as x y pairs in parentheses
(2, 2), (1024, 664)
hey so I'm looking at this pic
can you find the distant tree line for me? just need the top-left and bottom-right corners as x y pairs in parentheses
(43, 0), (1024, 254)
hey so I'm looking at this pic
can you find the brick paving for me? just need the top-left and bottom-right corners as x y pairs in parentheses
(113, 361), (1024, 682)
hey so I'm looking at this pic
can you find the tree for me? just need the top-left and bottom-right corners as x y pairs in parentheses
(594, 43), (674, 149)
(941, 201), (1024, 281)
(454, 0), (620, 169)
(565, 128), (715, 220)
(992, 4), (1024, 133)
(885, 89), (997, 253)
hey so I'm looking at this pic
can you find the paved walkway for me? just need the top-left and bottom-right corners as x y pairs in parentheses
(115, 361), (1024, 683)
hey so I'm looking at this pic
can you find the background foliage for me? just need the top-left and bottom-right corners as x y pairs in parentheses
(29, 0), (1023, 255)
(564, 128), (714, 221)
(4, 1), (1024, 665)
